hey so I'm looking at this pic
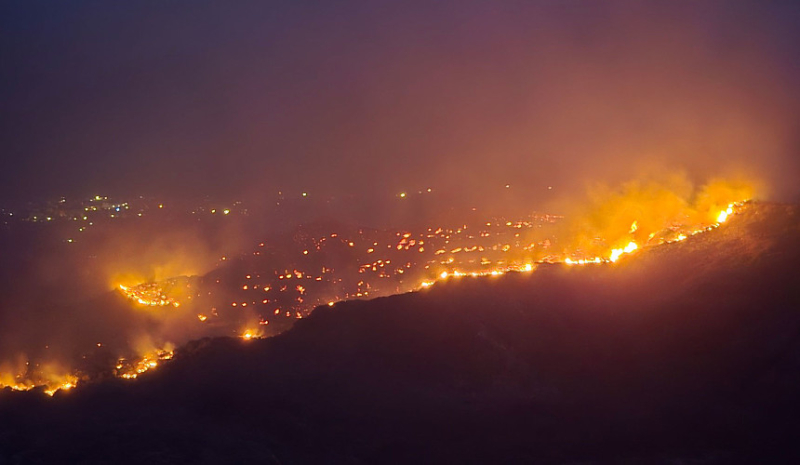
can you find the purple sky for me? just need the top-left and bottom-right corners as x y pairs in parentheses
(1, 0), (798, 205)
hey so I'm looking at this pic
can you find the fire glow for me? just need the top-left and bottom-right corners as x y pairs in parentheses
(116, 348), (175, 380)
(0, 192), (752, 396)
(414, 200), (747, 290)
(241, 328), (264, 340)
(118, 283), (180, 307)
(0, 372), (78, 397)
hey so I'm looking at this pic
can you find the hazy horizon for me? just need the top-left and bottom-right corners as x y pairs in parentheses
(1, 0), (798, 208)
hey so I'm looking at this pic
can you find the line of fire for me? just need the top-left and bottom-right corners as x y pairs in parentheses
(0, 185), (751, 395)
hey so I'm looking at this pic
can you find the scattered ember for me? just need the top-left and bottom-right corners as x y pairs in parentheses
(0, 199), (749, 395)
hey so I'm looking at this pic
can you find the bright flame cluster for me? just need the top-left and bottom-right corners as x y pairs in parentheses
(118, 283), (180, 307)
(0, 371), (78, 396)
(240, 327), (265, 340)
(1, 349), (176, 395)
(609, 241), (639, 263)
(116, 349), (174, 380)
(417, 201), (746, 290)
(717, 204), (734, 223)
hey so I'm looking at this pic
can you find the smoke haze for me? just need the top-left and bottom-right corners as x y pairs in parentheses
(0, 0), (797, 394)
(0, 1), (797, 206)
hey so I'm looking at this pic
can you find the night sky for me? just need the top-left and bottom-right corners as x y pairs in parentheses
(1, 1), (798, 205)
(1, 6), (800, 461)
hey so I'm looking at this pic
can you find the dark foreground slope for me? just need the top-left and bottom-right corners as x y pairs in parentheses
(2, 203), (799, 464)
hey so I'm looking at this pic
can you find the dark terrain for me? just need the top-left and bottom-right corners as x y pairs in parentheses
(1, 203), (799, 464)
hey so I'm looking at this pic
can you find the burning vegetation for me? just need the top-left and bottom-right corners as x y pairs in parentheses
(0, 177), (761, 395)
(115, 348), (174, 380)
(0, 363), (77, 397)
(116, 276), (198, 308)
(118, 284), (180, 308)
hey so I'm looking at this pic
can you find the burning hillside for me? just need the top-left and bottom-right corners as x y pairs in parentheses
(117, 277), (195, 308)
(2, 0), (796, 460)
(0, 177), (761, 395)
(1, 201), (797, 463)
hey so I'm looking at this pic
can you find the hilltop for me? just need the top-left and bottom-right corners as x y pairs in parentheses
(1, 202), (799, 464)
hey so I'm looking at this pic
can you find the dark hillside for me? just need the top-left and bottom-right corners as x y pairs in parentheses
(2, 203), (799, 464)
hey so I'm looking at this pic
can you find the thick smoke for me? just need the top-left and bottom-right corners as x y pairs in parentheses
(551, 171), (760, 259)
(0, 212), (249, 390)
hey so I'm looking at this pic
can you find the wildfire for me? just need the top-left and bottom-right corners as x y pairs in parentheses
(118, 283), (180, 307)
(44, 378), (78, 396)
(416, 200), (747, 289)
(609, 241), (639, 263)
(116, 349), (174, 380)
(0, 191), (751, 397)
(240, 328), (264, 340)
(717, 204), (733, 223)
(0, 369), (79, 396)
